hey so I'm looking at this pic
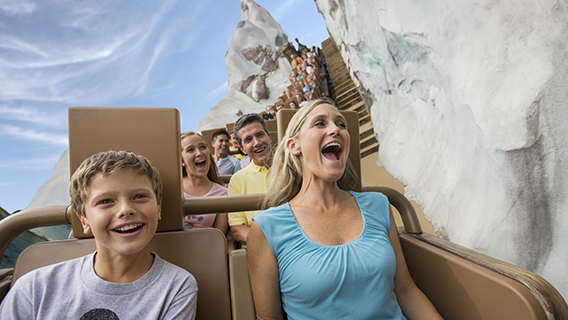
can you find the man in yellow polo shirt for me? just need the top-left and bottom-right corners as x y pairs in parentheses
(228, 113), (273, 245)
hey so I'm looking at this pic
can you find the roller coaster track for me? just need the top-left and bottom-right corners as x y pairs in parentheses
(320, 38), (379, 159)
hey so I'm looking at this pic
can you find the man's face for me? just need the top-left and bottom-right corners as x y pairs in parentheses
(212, 134), (230, 158)
(266, 106), (276, 115)
(238, 122), (272, 167)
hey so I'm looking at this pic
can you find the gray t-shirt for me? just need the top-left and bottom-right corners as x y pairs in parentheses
(0, 252), (198, 319)
(216, 156), (241, 175)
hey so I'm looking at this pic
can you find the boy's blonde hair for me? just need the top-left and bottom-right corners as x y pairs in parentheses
(70, 150), (163, 217)
(262, 98), (359, 210)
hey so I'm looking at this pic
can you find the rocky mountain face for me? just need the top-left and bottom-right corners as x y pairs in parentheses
(195, 0), (291, 131)
(315, 0), (568, 299)
(24, 149), (70, 212)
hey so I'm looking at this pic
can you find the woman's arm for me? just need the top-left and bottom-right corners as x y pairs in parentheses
(247, 221), (284, 320)
(212, 213), (229, 235)
(388, 207), (443, 320)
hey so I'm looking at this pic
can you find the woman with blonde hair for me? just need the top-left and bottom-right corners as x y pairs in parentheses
(180, 131), (228, 234)
(248, 98), (442, 319)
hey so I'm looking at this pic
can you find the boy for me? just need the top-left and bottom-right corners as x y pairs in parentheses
(0, 150), (198, 319)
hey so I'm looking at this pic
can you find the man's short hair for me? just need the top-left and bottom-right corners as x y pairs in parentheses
(233, 113), (269, 147)
(70, 150), (162, 217)
(212, 128), (230, 142)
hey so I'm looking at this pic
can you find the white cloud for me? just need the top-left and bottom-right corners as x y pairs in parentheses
(0, 31), (139, 69)
(62, 3), (104, 31)
(0, 37), (48, 59)
(206, 82), (228, 100)
(0, 106), (66, 127)
(137, 37), (168, 95)
(135, 0), (207, 95)
(0, 31), (149, 105)
(0, 0), (37, 16)
(0, 0), (216, 107)
(0, 125), (68, 146)
(0, 154), (63, 171)
(271, 0), (301, 20)
(0, 2), (196, 106)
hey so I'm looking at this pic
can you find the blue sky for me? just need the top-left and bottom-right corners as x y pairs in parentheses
(0, 0), (330, 213)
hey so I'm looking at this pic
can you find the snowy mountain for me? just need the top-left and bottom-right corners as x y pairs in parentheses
(195, 0), (291, 131)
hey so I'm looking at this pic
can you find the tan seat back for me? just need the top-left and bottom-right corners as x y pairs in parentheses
(264, 119), (277, 132)
(229, 249), (255, 319)
(68, 107), (184, 237)
(12, 229), (231, 320)
(269, 131), (278, 154)
(400, 233), (548, 320)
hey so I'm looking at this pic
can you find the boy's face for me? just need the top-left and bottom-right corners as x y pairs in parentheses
(79, 170), (161, 259)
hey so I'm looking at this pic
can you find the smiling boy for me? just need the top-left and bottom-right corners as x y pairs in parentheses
(0, 151), (198, 319)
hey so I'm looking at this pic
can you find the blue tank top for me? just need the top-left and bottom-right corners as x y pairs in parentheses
(253, 191), (406, 320)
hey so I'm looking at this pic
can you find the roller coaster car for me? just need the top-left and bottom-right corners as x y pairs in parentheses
(0, 107), (566, 320)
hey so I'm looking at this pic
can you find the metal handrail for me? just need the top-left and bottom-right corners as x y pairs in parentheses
(184, 194), (265, 216)
(184, 187), (422, 234)
(0, 188), (419, 261)
(0, 205), (71, 263)
(361, 186), (423, 234)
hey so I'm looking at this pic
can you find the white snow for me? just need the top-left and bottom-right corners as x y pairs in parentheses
(196, 0), (291, 131)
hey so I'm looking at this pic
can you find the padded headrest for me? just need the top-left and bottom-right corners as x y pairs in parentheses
(68, 107), (184, 239)
(264, 119), (277, 132)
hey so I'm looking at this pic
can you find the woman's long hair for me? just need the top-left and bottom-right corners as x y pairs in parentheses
(180, 131), (224, 186)
(262, 98), (359, 210)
